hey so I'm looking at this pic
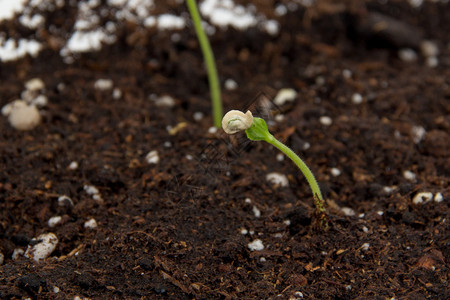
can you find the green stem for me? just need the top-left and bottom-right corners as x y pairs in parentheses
(244, 117), (327, 229)
(265, 134), (325, 212)
(186, 0), (223, 127)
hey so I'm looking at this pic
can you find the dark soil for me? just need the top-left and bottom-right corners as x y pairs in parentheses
(1, 0), (449, 299)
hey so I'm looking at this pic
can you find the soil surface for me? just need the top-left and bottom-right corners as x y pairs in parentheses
(1, 0), (449, 299)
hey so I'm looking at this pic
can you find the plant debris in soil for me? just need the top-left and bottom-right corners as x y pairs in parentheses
(0, 0), (449, 299)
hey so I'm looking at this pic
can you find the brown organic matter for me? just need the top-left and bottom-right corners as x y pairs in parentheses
(0, 1), (449, 299)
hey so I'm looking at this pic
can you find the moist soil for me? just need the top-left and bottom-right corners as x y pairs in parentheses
(0, 1), (449, 299)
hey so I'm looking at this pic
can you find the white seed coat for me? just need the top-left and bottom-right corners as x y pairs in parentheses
(222, 110), (253, 134)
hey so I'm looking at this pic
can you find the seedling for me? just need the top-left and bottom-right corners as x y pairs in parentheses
(222, 110), (328, 230)
(186, 0), (223, 127)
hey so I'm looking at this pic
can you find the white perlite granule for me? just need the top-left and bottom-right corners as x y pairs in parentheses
(398, 48), (418, 62)
(84, 218), (98, 229)
(266, 172), (289, 187)
(403, 170), (416, 181)
(25, 78), (45, 91)
(84, 185), (103, 203)
(273, 88), (297, 106)
(341, 207), (355, 217)
(58, 195), (74, 207)
(248, 239), (264, 251)
(0, 0), (27, 21)
(48, 216), (62, 228)
(84, 185), (99, 195)
(200, 0), (257, 30)
(252, 206), (261, 218)
(145, 150), (160, 164)
(24, 233), (58, 262)
(224, 78), (238, 91)
(342, 69), (352, 79)
(12, 248), (24, 260)
(68, 161), (79, 170)
(153, 95), (175, 108)
(4, 100), (41, 130)
(420, 40), (439, 57)
(208, 126), (218, 134)
(263, 20), (279, 36)
(434, 193), (443, 203)
(193, 112), (204, 121)
(0, 37), (42, 62)
(411, 126), (426, 144)
(412, 192), (433, 205)
(361, 243), (370, 251)
(330, 168), (341, 177)
(319, 116), (332, 126)
(156, 14), (185, 30)
(94, 78), (113, 91)
(351, 93), (363, 104)
(275, 4), (287, 16)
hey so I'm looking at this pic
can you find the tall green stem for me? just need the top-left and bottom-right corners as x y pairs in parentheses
(186, 0), (223, 127)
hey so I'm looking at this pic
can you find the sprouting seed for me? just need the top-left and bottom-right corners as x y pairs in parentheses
(222, 110), (328, 229)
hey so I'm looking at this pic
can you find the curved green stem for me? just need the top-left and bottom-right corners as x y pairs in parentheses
(186, 0), (223, 127)
(265, 134), (325, 214)
(266, 135), (323, 200)
(245, 117), (328, 229)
